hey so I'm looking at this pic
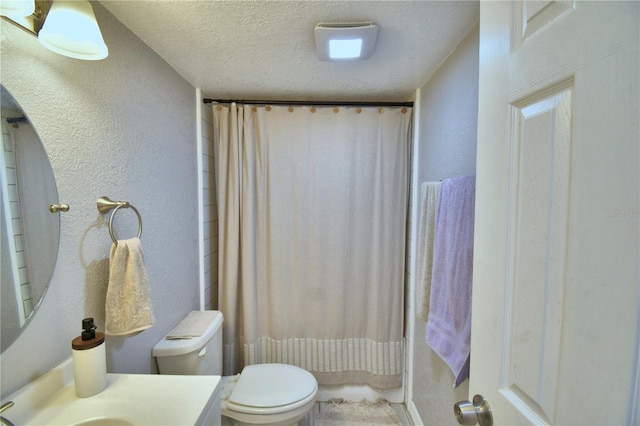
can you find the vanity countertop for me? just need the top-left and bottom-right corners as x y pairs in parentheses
(3, 357), (221, 425)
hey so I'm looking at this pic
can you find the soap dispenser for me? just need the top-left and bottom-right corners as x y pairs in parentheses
(71, 318), (107, 397)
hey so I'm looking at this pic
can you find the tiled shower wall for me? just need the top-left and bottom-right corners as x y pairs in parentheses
(200, 103), (219, 310)
(1, 120), (32, 317)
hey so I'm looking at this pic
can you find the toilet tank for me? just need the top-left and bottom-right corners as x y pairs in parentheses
(152, 310), (223, 375)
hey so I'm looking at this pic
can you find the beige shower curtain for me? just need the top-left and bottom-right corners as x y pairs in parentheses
(213, 103), (411, 389)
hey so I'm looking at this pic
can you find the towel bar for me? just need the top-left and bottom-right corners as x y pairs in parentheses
(97, 196), (142, 244)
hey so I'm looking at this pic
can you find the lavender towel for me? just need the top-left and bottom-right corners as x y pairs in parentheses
(425, 175), (475, 388)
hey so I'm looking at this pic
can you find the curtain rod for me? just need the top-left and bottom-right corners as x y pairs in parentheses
(203, 98), (413, 107)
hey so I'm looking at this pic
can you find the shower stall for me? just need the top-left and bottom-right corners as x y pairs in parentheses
(197, 96), (418, 402)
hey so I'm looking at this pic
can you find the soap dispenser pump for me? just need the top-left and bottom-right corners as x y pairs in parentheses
(72, 318), (107, 397)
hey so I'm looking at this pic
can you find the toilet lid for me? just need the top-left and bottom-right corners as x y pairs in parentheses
(227, 364), (317, 414)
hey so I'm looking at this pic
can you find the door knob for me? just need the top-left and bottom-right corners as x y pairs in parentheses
(454, 394), (492, 426)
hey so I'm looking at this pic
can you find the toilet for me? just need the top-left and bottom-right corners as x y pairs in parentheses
(152, 311), (318, 426)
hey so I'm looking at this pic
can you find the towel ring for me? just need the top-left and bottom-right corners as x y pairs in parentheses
(97, 196), (142, 244)
(108, 204), (142, 244)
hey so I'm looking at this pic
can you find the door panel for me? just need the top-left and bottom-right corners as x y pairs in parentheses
(519, 1), (574, 41)
(472, 2), (639, 424)
(503, 84), (573, 424)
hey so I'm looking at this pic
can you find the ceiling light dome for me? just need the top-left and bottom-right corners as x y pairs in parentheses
(315, 22), (378, 62)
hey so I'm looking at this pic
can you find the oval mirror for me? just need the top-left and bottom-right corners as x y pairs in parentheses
(1, 84), (60, 352)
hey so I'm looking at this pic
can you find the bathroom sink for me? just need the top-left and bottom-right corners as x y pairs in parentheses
(72, 417), (136, 425)
(23, 395), (151, 425)
(2, 358), (222, 425)
(75, 420), (136, 426)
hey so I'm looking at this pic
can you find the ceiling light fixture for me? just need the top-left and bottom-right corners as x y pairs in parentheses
(38, 0), (108, 60)
(314, 22), (378, 62)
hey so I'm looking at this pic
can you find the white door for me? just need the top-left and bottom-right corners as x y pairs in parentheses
(470, 1), (639, 425)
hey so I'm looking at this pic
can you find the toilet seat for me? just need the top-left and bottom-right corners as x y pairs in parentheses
(225, 364), (317, 415)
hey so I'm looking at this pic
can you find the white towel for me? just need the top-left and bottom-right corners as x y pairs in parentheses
(425, 175), (475, 388)
(105, 237), (155, 336)
(166, 311), (217, 339)
(417, 181), (441, 322)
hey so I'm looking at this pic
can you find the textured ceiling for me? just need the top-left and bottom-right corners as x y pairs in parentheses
(100, 1), (479, 102)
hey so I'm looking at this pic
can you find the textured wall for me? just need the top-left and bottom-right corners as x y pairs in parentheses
(410, 23), (479, 425)
(418, 25), (479, 185)
(0, 3), (199, 396)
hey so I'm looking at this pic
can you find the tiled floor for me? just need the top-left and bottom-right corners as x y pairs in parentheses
(305, 401), (414, 425)
(390, 403), (413, 425)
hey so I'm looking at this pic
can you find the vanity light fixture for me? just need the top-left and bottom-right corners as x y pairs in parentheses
(38, 0), (108, 60)
(0, 0), (35, 19)
(314, 22), (378, 62)
(0, 0), (38, 32)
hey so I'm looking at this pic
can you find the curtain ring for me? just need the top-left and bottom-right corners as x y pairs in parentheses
(108, 204), (143, 245)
